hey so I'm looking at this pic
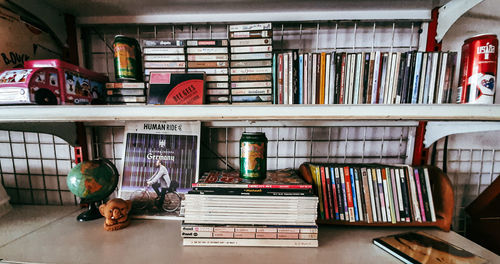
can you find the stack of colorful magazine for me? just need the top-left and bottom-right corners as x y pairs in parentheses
(182, 169), (319, 247)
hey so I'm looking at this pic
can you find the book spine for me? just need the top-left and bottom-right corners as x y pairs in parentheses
(376, 168), (387, 222)
(418, 53), (428, 104)
(390, 168), (400, 222)
(310, 165), (324, 220)
(418, 167), (431, 222)
(328, 52), (336, 104)
(311, 54), (317, 104)
(324, 53), (331, 105)
(321, 166), (331, 220)
(366, 52), (375, 104)
(329, 167), (340, 220)
(395, 168), (404, 222)
(288, 51), (295, 104)
(339, 53), (346, 104)
(354, 168), (364, 222)
(378, 53), (388, 104)
(407, 167), (421, 222)
(334, 167), (345, 221)
(371, 51), (381, 104)
(353, 53), (362, 104)
(371, 168), (381, 222)
(183, 238), (318, 247)
(361, 167), (373, 223)
(411, 52), (423, 104)
(299, 54), (304, 104)
(366, 167), (376, 223)
(423, 168), (437, 222)
(303, 54), (309, 104)
(385, 168), (396, 224)
(319, 53), (326, 104)
(414, 168), (426, 222)
(399, 168), (411, 222)
(381, 168), (393, 222)
(349, 167), (359, 221)
(339, 167), (349, 221)
(343, 166), (355, 222)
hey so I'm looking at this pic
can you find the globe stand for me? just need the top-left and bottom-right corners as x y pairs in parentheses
(77, 202), (102, 221)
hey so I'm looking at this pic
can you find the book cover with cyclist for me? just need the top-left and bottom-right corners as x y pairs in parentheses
(118, 121), (201, 219)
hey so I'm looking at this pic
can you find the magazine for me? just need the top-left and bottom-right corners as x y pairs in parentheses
(118, 121), (201, 219)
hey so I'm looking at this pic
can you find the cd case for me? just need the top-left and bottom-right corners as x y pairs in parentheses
(148, 72), (205, 105)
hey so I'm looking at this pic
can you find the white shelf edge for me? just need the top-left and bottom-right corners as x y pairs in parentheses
(1, 105), (500, 122)
(76, 10), (431, 25)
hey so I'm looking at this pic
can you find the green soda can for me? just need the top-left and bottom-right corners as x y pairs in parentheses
(240, 132), (267, 180)
(113, 35), (142, 81)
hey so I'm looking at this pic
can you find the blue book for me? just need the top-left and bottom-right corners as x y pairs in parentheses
(272, 53), (277, 104)
(350, 167), (359, 221)
(298, 54), (304, 104)
(411, 52), (423, 104)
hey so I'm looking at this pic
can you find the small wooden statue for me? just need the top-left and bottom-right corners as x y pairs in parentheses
(99, 198), (132, 231)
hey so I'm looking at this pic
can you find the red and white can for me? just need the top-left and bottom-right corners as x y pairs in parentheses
(457, 34), (498, 104)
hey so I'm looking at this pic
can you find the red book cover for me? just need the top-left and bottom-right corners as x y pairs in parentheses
(414, 168), (427, 222)
(343, 166), (355, 222)
(148, 72), (205, 105)
(320, 166), (330, 220)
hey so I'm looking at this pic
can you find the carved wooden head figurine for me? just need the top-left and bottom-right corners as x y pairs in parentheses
(99, 198), (132, 231)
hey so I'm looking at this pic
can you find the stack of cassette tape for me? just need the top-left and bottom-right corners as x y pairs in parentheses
(229, 23), (273, 104)
(105, 82), (146, 105)
(142, 39), (187, 82)
(186, 39), (230, 104)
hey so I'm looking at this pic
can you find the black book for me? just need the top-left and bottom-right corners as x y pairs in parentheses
(400, 51), (412, 104)
(334, 166), (346, 221)
(405, 51), (417, 104)
(399, 167), (411, 222)
(334, 53), (343, 104)
(362, 52), (371, 104)
(417, 167), (432, 221)
(395, 52), (407, 103)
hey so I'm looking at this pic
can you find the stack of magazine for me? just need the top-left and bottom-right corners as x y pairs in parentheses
(182, 169), (319, 247)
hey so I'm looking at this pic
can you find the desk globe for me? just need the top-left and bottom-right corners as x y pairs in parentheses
(67, 159), (119, 221)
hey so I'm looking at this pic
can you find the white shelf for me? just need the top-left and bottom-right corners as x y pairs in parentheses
(1, 105), (500, 122)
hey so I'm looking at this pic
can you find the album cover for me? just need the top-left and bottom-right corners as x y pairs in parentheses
(118, 121), (201, 219)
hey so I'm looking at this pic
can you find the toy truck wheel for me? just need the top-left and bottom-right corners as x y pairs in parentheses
(35, 90), (57, 105)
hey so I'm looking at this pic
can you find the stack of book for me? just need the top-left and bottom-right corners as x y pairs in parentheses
(142, 39), (186, 82)
(274, 51), (457, 105)
(300, 163), (436, 224)
(229, 23), (274, 104)
(182, 169), (319, 247)
(186, 39), (230, 104)
(105, 82), (146, 104)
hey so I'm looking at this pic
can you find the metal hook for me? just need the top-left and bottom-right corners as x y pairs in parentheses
(409, 22), (414, 51)
(280, 24), (284, 51)
(334, 23), (338, 51)
(190, 25), (193, 39)
(154, 25), (157, 39)
(371, 22), (376, 52)
(209, 25), (212, 39)
(316, 23), (320, 52)
(352, 22), (357, 51)
(390, 22), (396, 52)
(172, 25), (175, 40)
(299, 24), (303, 50)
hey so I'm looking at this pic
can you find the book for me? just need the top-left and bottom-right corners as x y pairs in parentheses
(373, 231), (488, 264)
(118, 121), (201, 219)
(148, 72), (205, 105)
(183, 238), (318, 247)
